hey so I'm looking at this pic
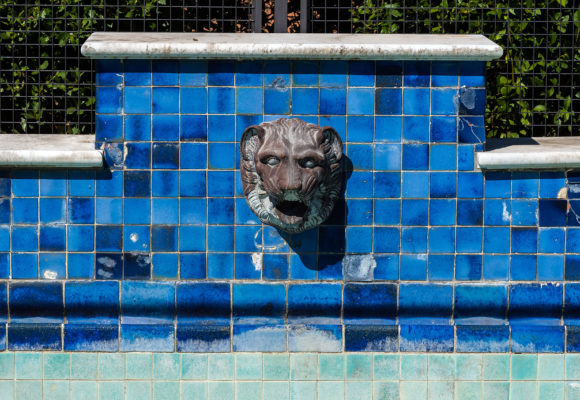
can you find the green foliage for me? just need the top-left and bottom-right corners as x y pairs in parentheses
(351, 0), (580, 137)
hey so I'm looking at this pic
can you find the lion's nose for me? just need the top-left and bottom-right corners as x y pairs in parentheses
(279, 168), (302, 191)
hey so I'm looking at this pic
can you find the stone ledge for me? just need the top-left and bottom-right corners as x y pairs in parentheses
(82, 32), (503, 61)
(477, 137), (580, 170)
(0, 135), (103, 168)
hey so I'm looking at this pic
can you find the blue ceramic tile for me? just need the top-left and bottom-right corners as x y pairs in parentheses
(234, 254), (261, 279)
(11, 253), (38, 279)
(291, 88), (319, 115)
(320, 88), (346, 115)
(400, 254), (428, 280)
(12, 226), (38, 252)
(152, 143), (179, 169)
(402, 172), (428, 198)
(432, 62), (458, 86)
(0, 200), (9, 224)
(428, 227), (455, 253)
(403, 88), (429, 115)
(430, 172), (456, 198)
(181, 87), (207, 114)
(287, 284), (341, 322)
(429, 199), (456, 226)
(124, 87), (151, 114)
(125, 142), (151, 169)
(565, 283), (580, 325)
(180, 143), (207, 170)
(236, 88), (263, 114)
(458, 116), (485, 143)
(347, 116), (373, 142)
(96, 114), (123, 142)
(400, 325), (453, 352)
(209, 143), (235, 170)
(152, 60), (178, 85)
(373, 199), (400, 225)
(121, 324), (174, 352)
(152, 171), (178, 197)
(539, 228), (565, 253)
(458, 145), (475, 171)
(482, 255), (509, 280)
(179, 253), (206, 279)
(8, 323), (62, 351)
(10, 282), (63, 322)
(123, 198), (151, 224)
(0, 227), (8, 252)
(454, 285), (507, 325)
(65, 281), (119, 324)
(402, 116), (429, 142)
(96, 59), (122, 85)
(208, 87), (235, 114)
(510, 254), (537, 280)
(430, 116), (457, 142)
(375, 116), (402, 142)
(96, 86), (122, 113)
(376, 61), (402, 87)
(456, 325), (509, 352)
(511, 325), (564, 353)
(177, 324), (230, 352)
(403, 61), (430, 86)
(67, 225), (94, 252)
(460, 61), (486, 86)
(262, 254), (289, 280)
(208, 60), (234, 86)
(233, 283), (285, 322)
(458, 173), (483, 198)
(320, 60), (347, 87)
(458, 87), (486, 115)
(263, 60), (290, 87)
(539, 199), (567, 226)
(348, 61), (374, 86)
(511, 227), (538, 253)
(348, 88), (374, 115)
(346, 227), (372, 253)
(402, 144), (429, 170)
(68, 171), (95, 196)
(96, 170), (123, 197)
(456, 227), (482, 253)
(67, 253), (94, 279)
(483, 199), (510, 226)
(512, 172), (539, 198)
(346, 171), (373, 198)
(64, 324), (118, 351)
(401, 227), (427, 253)
(235, 61), (262, 86)
(483, 227), (510, 253)
(152, 253), (178, 279)
(0, 253), (8, 278)
(151, 226), (177, 252)
(177, 282), (230, 324)
(124, 171), (150, 197)
(375, 88), (402, 115)
(121, 281), (174, 324)
(209, 115), (235, 141)
(399, 284), (452, 324)
(457, 199), (483, 226)
(373, 227), (400, 253)
(537, 255), (564, 280)
(123, 226), (150, 252)
(13, 198), (38, 223)
(345, 324), (398, 351)
(455, 254), (482, 280)
(153, 87), (179, 113)
(95, 253), (123, 280)
(125, 59), (151, 86)
(180, 60), (207, 86)
(344, 283), (396, 323)
(208, 171), (234, 197)
(39, 171), (66, 196)
(180, 115), (207, 141)
(374, 172), (400, 198)
(39, 226), (66, 251)
(540, 171), (566, 198)
(152, 114), (179, 141)
(509, 283), (562, 325)
(428, 254), (454, 280)
(429, 145), (457, 170)
(208, 226), (234, 252)
(375, 144), (401, 171)
(95, 226), (122, 252)
(402, 199), (428, 226)
(180, 198), (207, 224)
(179, 226), (206, 252)
(11, 170), (38, 196)
(348, 144), (373, 170)
(207, 198), (234, 225)
(511, 200), (538, 226)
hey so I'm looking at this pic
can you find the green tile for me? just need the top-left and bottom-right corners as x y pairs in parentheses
(98, 354), (125, 380)
(153, 381), (180, 400)
(346, 354), (372, 380)
(318, 381), (345, 400)
(428, 354), (454, 381)
(208, 382), (234, 400)
(43, 380), (70, 400)
(566, 382), (580, 400)
(71, 353), (98, 380)
(99, 382), (124, 400)
(181, 354), (207, 380)
(511, 354), (537, 380)
(126, 381), (152, 400)
(153, 354), (180, 380)
(455, 382), (481, 400)
(346, 381), (372, 400)
(44, 354), (70, 380)
(15, 353), (42, 380)
(290, 354), (317, 381)
(264, 382), (289, 400)
(126, 354), (153, 380)
(181, 381), (207, 400)
(290, 381), (316, 400)
(400, 355), (427, 380)
(15, 380), (41, 400)
(374, 354), (399, 380)
(510, 381), (537, 400)
(400, 381), (427, 400)
(539, 381), (564, 400)
(482, 382), (508, 400)
(538, 355), (564, 380)
(235, 354), (262, 380)
(0, 353), (14, 379)
(483, 355), (509, 381)
(455, 355), (482, 381)
(318, 354), (344, 380)
(208, 354), (234, 381)
(71, 381), (97, 400)
(236, 381), (262, 399)
(263, 354), (289, 380)
(427, 381), (453, 400)
(0, 381), (14, 400)
(373, 381), (399, 400)
(566, 355), (580, 380)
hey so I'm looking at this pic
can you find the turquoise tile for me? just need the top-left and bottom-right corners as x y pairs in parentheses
(153, 354), (180, 380)
(427, 381), (453, 400)
(510, 382), (537, 400)
(290, 381), (316, 400)
(374, 354), (399, 380)
(263, 381), (289, 400)
(538, 355), (564, 380)
(483, 382), (508, 400)
(511, 354), (537, 380)
(98, 354), (125, 380)
(71, 353), (98, 380)
(373, 381), (399, 400)
(181, 354), (207, 380)
(0, 353), (14, 379)
(400, 381), (427, 400)
(15, 353), (42, 379)
(208, 354), (234, 380)
(44, 354), (70, 380)
(401, 354), (427, 380)
(0, 381), (13, 400)
(455, 382), (481, 400)
(346, 354), (372, 380)
(483, 355), (509, 380)
(153, 381), (180, 400)
(235, 381), (262, 399)
(99, 382), (124, 400)
(70, 381), (97, 400)
(126, 381), (152, 400)
(318, 354), (345, 380)
(455, 355), (482, 381)
(263, 354), (289, 380)
(290, 354), (317, 381)
(235, 354), (262, 380)
(566, 355), (580, 380)
(208, 382), (234, 400)
(539, 381), (564, 400)
(428, 354), (454, 381)
(346, 381), (372, 400)
(15, 380), (41, 400)
(181, 381), (207, 400)
(43, 381), (70, 400)
(126, 354), (153, 380)
(318, 381), (345, 400)
(566, 381), (580, 400)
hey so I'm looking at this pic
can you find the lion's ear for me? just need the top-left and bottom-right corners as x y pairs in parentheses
(240, 125), (265, 160)
(320, 126), (343, 163)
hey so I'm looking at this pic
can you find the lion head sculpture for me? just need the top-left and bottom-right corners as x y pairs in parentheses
(240, 118), (343, 234)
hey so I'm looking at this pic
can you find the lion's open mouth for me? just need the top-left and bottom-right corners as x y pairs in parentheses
(274, 200), (308, 225)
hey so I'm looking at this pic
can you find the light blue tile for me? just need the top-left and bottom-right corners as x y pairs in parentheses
(483, 355), (509, 380)
(181, 382), (207, 400)
(511, 354), (537, 380)
(208, 354), (234, 380)
(401, 355), (427, 380)
(566, 355), (580, 380)
(428, 381), (453, 400)
(456, 355), (482, 381)
(400, 381), (427, 400)
(0, 353), (14, 379)
(318, 354), (344, 380)
(318, 381), (345, 400)
(181, 355), (207, 380)
(126, 354), (153, 380)
(455, 382), (482, 400)
(290, 354), (317, 381)
(263, 382), (289, 400)
(71, 353), (98, 380)
(44, 381), (70, 400)
(290, 381), (316, 400)
(153, 353), (180, 380)
(99, 382), (124, 400)
(539, 382), (564, 400)
(428, 354), (454, 380)
(235, 381), (262, 399)
(483, 382), (508, 400)
(346, 381), (372, 400)
(566, 381), (580, 400)
(374, 381), (399, 400)
(98, 354), (125, 380)
(0, 381), (13, 400)
(263, 354), (289, 380)
(538, 355), (564, 380)
(15, 380), (41, 400)
(70, 381), (97, 400)
(126, 381), (152, 400)
(44, 354), (70, 380)
(346, 354), (372, 380)
(510, 381), (537, 400)
(208, 382), (234, 400)
(235, 353), (262, 380)
(374, 354), (399, 380)
(153, 381), (180, 400)
(15, 353), (42, 379)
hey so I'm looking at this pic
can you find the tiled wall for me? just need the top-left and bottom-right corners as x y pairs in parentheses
(0, 58), (578, 354)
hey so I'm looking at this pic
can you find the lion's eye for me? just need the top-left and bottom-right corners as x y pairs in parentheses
(299, 158), (317, 168)
(263, 157), (280, 166)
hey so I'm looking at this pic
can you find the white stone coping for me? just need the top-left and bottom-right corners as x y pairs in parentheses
(0, 135), (103, 168)
(477, 137), (580, 170)
(82, 33), (503, 61)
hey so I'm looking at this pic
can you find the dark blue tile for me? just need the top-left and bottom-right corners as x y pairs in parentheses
(510, 254), (537, 280)
(568, 326), (580, 352)
(262, 254), (289, 280)
(346, 199), (373, 225)
(401, 227), (427, 253)
(291, 88), (319, 115)
(123, 225), (150, 252)
(202, 253), (231, 279)
(403, 61), (430, 87)
(319, 226), (345, 253)
(455, 254), (482, 280)
(177, 324), (230, 352)
(0, 227), (7, 252)
(208, 87), (235, 114)
(457, 173), (483, 198)
(152, 226), (177, 252)
(509, 283), (562, 325)
(180, 143), (207, 170)
(484, 172), (511, 197)
(402, 199), (428, 226)
(64, 324), (118, 352)
(96, 114), (123, 142)
(0, 254), (8, 278)
(95, 253), (123, 280)
(374, 144), (401, 171)
(124, 171), (150, 197)
(180, 198), (207, 224)
(234, 254), (261, 280)
(207, 226), (234, 252)
(402, 144), (429, 170)
(511, 227), (538, 253)
(399, 284), (452, 324)
(121, 324), (174, 352)
(483, 227), (510, 253)
(374, 172), (400, 198)
(13, 198), (38, 223)
(208, 198), (234, 225)
(457, 200), (483, 226)
(511, 325), (564, 353)
(292, 61), (318, 86)
(456, 227), (482, 253)
(370, 255), (397, 281)
(177, 282), (230, 324)
(432, 61), (458, 86)
(96, 59), (122, 85)
(96, 170), (123, 197)
(344, 325), (398, 352)
(373, 199), (400, 225)
(152, 60), (179, 85)
(208, 60), (234, 86)
(67, 225), (94, 252)
(236, 87), (263, 114)
(181, 87), (207, 114)
(65, 281), (119, 324)
(539, 199), (567, 226)
(428, 227), (455, 253)
(348, 61), (374, 86)
(8, 323), (62, 351)
(152, 87), (179, 114)
(458, 87), (486, 115)
(0, 283), (6, 321)
(460, 61), (486, 87)
(125, 142), (151, 169)
(264, 60), (290, 87)
(511, 200), (538, 226)
(10, 282), (63, 322)
(287, 283), (341, 322)
(152, 253), (178, 279)
(347, 88), (374, 115)
(0, 172), (9, 197)
(454, 285), (507, 325)
(402, 116), (429, 143)
(538, 255), (564, 280)
(152, 143), (179, 169)
(68, 171), (95, 197)
(375, 116), (401, 142)
(123, 253), (152, 280)
(121, 281), (174, 324)
(567, 228), (580, 253)
(12, 226), (38, 252)
(539, 228), (565, 253)
(429, 199), (456, 226)
(429, 144), (456, 170)
(565, 283), (580, 325)
(68, 253), (94, 279)
(458, 145), (475, 171)
(512, 172), (539, 198)
(320, 60), (347, 87)
(208, 171), (234, 197)
(458, 116), (485, 143)
(180, 115), (207, 141)
(235, 61), (262, 86)
(428, 255), (454, 280)
(344, 283), (396, 323)
(125, 59), (151, 86)
(403, 88), (429, 115)
(375, 88), (402, 115)
(540, 171), (566, 198)
(95, 226), (123, 252)
(400, 325), (453, 352)
(179, 226), (206, 252)
(320, 88), (346, 115)
(346, 227), (372, 253)
(179, 253), (206, 279)
(152, 171), (178, 197)
(429, 172), (456, 198)
(96, 86), (122, 113)
(289, 254), (317, 280)
(123, 198), (151, 224)
(209, 143), (235, 170)
(152, 114), (179, 141)
(11, 253), (38, 279)
(180, 60), (207, 86)
(430, 116), (457, 142)
(347, 116), (373, 142)
(482, 255), (509, 280)
(233, 283), (285, 322)
(376, 61), (402, 87)
(39, 226), (66, 251)
(288, 229), (317, 253)
(39, 171), (65, 196)
(456, 325), (509, 352)
(123, 87), (151, 114)
(11, 170), (38, 196)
